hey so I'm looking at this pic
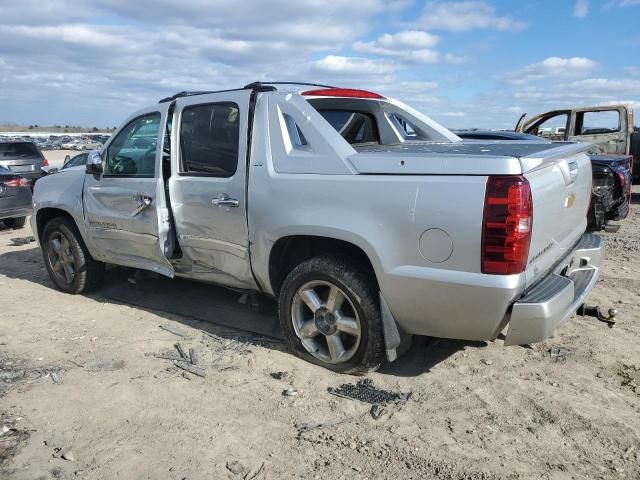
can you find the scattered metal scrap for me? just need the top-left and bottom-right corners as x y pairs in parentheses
(282, 387), (299, 397)
(174, 361), (206, 378)
(328, 378), (411, 406)
(174, 343), (188, 360)
(189, 347), (198, 365)
(296, 416), (357, 434)
(548, 346), (575, 363)
(9, 236), (35, 246)
(579, 304), (618, 328)
(158, 324), (192, 339)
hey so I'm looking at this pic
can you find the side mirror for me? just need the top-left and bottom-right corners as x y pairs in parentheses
(85, 150), (103, 175)
(63, 155), (71, 165)
(41, 166), (59, 176)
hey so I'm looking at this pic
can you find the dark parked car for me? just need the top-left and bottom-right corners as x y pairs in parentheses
(0, 141), (49, 186)
(0, 165), (33, 229)
(455, 130), (633, 231)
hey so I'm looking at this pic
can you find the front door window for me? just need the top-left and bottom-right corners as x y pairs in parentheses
(104, 113), (161, 176)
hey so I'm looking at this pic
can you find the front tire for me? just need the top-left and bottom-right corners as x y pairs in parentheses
(278, 255), (384, 375)
(4, 216), (26, 229)
(42, 217), (103, 294)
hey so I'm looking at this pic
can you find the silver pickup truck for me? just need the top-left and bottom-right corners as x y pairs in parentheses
(31, 82), (603, 374)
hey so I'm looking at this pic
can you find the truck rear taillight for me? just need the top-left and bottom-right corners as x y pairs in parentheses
(42, 157), (49, 166)
(482, 175), (533, 275)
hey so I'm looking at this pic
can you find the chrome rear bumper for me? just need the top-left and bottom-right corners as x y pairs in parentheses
(504, 233), (603, 346)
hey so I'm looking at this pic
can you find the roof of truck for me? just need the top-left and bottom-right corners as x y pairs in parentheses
(158, 82), (384, 103)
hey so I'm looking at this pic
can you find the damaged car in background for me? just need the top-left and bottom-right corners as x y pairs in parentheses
(455, 129), (633, 231)
(31, 82), (603, 374)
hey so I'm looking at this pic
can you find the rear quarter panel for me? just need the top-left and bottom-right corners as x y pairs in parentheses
(248, 96), (517, 339)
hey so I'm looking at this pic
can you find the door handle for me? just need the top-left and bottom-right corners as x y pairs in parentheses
(131, 192), (153, 217)
(212, 193), (239, 208)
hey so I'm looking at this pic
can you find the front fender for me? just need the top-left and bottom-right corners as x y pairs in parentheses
(32, 170), (90, 250)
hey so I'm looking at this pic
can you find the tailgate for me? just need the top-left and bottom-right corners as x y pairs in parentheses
(0, 159), (38, 173)
(522, 143), (592, 288)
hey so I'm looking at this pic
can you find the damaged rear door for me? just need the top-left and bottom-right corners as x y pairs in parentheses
(568, 106), (631, 155)
(168, 90), (257, 289)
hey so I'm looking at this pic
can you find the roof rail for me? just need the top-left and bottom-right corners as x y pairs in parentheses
(243, 81), (337, 90)
(158, 81), (337, 104)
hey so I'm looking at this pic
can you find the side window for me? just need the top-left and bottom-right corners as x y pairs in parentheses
(180, 102), (240, 177)
(317, 110), (379, 145)
(526, 113), (568, 139)
(283, 113), (308, 148)
(389, 114), (430, 140)
(104, 113), (160, 176)
(577, 110), (620, 135)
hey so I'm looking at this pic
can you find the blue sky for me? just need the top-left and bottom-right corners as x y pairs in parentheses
(0, 0), (638, 129)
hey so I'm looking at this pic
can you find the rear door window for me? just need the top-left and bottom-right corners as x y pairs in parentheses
(577, 110), (621, 135)
(180, 102), (240, 177)
(317, 110), (379, 144)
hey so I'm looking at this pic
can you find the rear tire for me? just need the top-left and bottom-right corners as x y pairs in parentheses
(278, 255), (384, 375)
(42, 217), (103, 294)
(4, 217), (26, 229)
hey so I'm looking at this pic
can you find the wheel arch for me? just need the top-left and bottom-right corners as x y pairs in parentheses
(36, 208), (80, 245)
(267, 234), (380, 298)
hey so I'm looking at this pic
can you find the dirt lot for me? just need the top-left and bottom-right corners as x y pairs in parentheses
(1, 189), (639, 480)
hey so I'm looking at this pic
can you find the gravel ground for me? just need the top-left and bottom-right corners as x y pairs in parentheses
(0, 187), (638, 480)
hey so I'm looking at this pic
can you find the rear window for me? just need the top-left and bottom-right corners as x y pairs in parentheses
(180, 102), (240, 177)
(0, 142), (40, 158)
(317, 110), (379, 144)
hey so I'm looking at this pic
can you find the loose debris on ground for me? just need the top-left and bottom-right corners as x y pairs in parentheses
(1, 196), (639, 479)
(8, 236), (34, 247)
(548, 346), (575, 362)
(0, 418), (31, 468)
(328, 378), (412, 421)
(328, 378), (411, 405)
(147, 324), (284, 380)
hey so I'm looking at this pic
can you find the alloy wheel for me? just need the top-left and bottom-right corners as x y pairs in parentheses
(291, 280), (362, 364)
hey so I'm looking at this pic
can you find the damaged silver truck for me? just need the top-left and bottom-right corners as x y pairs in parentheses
(31, 82), (603, 374)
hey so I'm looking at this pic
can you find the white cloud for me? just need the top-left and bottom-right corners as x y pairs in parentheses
(574, 0), (589, 17)
(569, 77), (640, 94)
(620, 0), (640, 5)
(353, 30), (440, 63)
(502, 57), (597, 84)
(597, 100), (640, 109)
(418, 1), (527, 32)
(513, 77), (640, 109)
(312, 55), (396, 76)
(444, 53), (467, 65)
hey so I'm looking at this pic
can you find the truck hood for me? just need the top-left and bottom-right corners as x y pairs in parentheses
(349, 141), (591, 175)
